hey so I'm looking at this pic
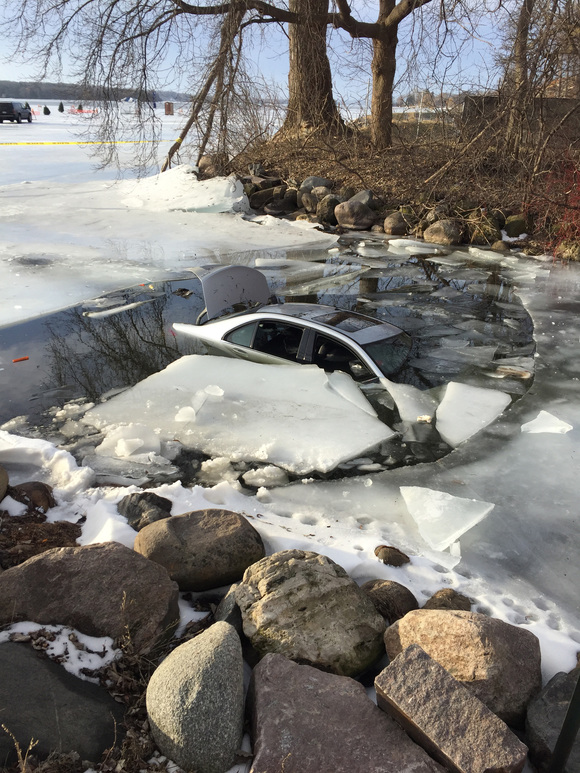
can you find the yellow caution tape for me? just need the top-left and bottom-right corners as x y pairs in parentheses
(0, 139), (156, 146)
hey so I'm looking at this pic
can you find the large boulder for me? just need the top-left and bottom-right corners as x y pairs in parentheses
(384, 610), (542, 726)
(334, 200), (376, 231)
(0, 642), (125, 767)
(526, 668), (580, 772)
(375, 644), (528, 773)
(249, 652), (444, 773)
(146, 622), (244, 773)
(235, 549), (386, 677)
(0, 543), (179, 652)
(423, 218), (463, 245)
(134, 509), (265, 591)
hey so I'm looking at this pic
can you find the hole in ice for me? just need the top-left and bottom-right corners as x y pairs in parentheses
(0, 243), (535, 490)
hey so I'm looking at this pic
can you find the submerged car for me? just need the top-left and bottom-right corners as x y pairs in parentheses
(173, 265), (412, 383)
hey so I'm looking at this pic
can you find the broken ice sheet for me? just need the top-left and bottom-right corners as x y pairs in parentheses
(435, 382), (511, 447)
(83, 355), (396, 475)
(521, 410), (573, 435)
(400, 486), (495, 551)
(380, 377), (438, 422)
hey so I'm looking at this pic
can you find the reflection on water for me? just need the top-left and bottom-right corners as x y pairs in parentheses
(0, 237), (535, 480)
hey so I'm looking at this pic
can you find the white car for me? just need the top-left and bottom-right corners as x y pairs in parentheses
(173, 265), (412, 383)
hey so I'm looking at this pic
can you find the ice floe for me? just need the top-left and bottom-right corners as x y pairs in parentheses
(435, 382), (512, 447)
(83, 356), (396, 475)
(521, 410), (573, 434)
(400, 486), (495, 551)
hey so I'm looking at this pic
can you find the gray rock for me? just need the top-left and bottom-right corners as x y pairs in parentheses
(360, 579), (418, 623)
(375, 644), (529, 773)
(0, 642), (124, 767)
(423, 218), (463, 245)
(249, 188), (276, 210)
(492, 239), (510, 252)
(0, 465), (7, 502)
(134, 509), (265, 591)
(117, 490), (172, 530)
(526, 668), (580, 772)
(384, 609), (542, 726)
(422, 588), (472, 611)
(301, 175), (333, 190)
(316, 194), (340, 226)
(335, 200), (376, 231)
(383, 211), (409, 235)
(301, 191), (319, 213)
(235, 549), (385, 677)
(147, 622), (244, 773)
(349, 189), (379, 209)
(249, 652), (444, 773)
(504, 213), (529, 238)
(0, 543), (179, 653)
(425, 202), (452, 225)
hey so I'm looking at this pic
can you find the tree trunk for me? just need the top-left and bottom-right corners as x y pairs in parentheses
(280, 0), (343, 135)
(506, 0), (536, 157)
(370, 25), (398, 149)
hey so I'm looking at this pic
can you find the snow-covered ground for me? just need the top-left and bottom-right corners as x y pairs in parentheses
(0, 109), (579, 700)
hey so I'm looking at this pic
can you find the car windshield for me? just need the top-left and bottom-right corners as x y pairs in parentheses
(361, 333), (412, 376)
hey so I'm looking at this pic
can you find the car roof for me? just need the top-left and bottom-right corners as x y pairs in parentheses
(250, 303), (406, 344)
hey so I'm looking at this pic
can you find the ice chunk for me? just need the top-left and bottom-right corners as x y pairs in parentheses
(94, 423), (161, 458)
(521, 411), (573, 434)
(380, 378), (438, 422)
(83, 356), (396, 475)
(435, 382), (511, 447)
(0, 430), (94, 493)
(242, 466), (290, 488)
(400, 486), (495, 551)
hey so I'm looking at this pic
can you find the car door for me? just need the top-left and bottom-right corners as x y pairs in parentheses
(222, 319), (307, 365)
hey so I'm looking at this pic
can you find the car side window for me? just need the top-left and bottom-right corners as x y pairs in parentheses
(224, 322), (257, 348)
(252, 321), (304, 362)
(313, 333), (373, 381)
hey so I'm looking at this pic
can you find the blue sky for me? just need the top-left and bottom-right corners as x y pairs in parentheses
(0, 4), (503, 100)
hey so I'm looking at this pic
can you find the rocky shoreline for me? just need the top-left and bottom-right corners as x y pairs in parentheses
(1, 475), (578, 773)
(194, 155), (578, 262)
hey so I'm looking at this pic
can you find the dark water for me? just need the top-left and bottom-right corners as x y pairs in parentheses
(0, 239), (535, 481)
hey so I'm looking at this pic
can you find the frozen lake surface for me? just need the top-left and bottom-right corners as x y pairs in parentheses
(0, 110), (578, 691)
